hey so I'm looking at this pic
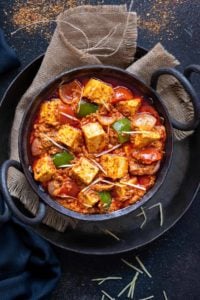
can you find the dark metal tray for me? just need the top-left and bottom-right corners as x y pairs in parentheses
(0, 49), (199, 255)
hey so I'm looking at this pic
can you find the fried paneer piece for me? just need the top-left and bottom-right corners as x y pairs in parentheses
(33, 155), (56, 182)
(38, 99), (61, 126)
(83, 78), (114, 105)
(133, 131), (161, 148)
(78, 190), (100, 208)
(57, 124), (82, 150)
(100, 154), (128, 180)
(82, 122), (107, 153)
(114, 178), (138, 201)
(116, 98), (141, 117)
(72, 158), (99, 185)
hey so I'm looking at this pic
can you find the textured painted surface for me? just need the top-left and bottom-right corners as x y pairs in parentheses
(0, 1), (200, 299)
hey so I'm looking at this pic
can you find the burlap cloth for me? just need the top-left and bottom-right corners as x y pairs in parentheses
(8, 5), (194, 231)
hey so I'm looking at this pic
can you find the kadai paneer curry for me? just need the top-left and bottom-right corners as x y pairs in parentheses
(30, 77), (166, 214)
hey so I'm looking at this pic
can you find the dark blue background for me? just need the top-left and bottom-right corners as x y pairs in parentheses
(0, 1), (199, 299)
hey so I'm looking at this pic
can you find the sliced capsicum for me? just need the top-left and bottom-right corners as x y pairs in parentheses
(99, 191), (112, 208)
(77, 100), (98, 117)
(52, 151), (74, 167)
(112, 117), (131, 143)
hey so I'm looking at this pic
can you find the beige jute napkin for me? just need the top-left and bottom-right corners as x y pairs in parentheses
(127, 43), (194, 140)
(8, 5), (194, 232)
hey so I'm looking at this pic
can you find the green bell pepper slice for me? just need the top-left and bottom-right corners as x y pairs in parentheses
(52, 151), (74, 167)
(77, 100), (98, 117)
(99, 191), (112, 208)
(112, 117), (131, 143)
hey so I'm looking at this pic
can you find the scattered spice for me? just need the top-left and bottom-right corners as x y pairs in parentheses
(9, 0), (79, 38)
(138, 17), (161, 35)
(4, 0), (186, 41)
(138, 0), (187, 40)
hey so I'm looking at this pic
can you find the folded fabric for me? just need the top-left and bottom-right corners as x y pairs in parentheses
(0, 216), (61, 300)
(0, 28), (20, 75)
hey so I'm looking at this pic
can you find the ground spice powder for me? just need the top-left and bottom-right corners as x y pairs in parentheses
(138, 0), (186, 39)
(8, 0), (187, 40)
(11, 0), (78, 35)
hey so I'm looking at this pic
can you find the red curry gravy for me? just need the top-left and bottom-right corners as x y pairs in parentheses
(29, 77), (166, 214)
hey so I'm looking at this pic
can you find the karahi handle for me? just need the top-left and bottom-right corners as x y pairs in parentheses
(0, 160), (46, 225)
(150, 67), (200, 131)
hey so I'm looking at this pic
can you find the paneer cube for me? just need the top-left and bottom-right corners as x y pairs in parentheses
(72, 158), (99, 185)
(114, 178), (137, 201)
(82, 122), (107, 153)
(100, 154), (128, 180)
(57, 124), (82, 150)
(39, 99), (61, 126)
(78, 190), (100, 208)
(116, 98), (141, 117)
(33, 155), (56, 183)
(133, 131), (161, 148)
(83, 78), (114, 105)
